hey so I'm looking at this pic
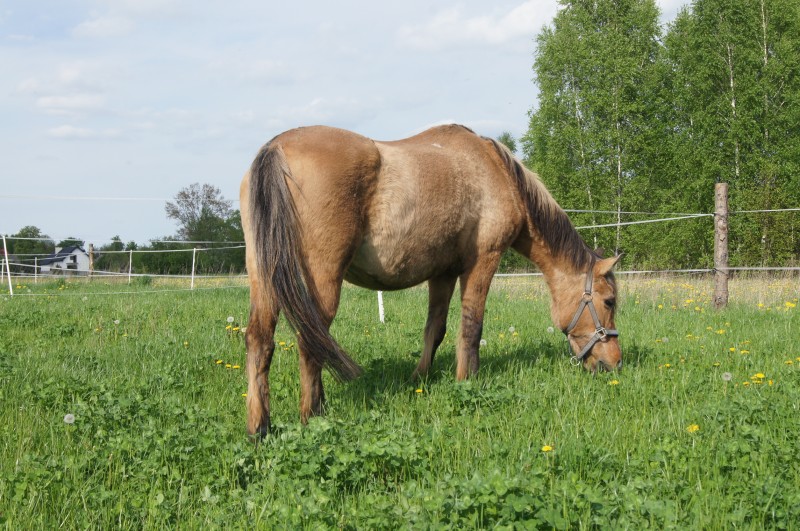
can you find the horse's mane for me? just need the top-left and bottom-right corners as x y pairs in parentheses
(484, 137), (594, 271)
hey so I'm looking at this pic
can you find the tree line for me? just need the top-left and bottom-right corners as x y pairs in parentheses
(4, 184), (246, 275)
(522, 0), (800, 269)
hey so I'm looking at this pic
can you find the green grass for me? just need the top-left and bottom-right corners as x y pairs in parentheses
(1, 275), (799, 529)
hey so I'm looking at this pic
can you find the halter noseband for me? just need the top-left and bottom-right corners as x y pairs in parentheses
(564, 260), (619, 365)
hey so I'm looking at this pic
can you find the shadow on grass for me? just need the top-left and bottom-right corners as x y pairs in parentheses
(335, 336), (658, 410)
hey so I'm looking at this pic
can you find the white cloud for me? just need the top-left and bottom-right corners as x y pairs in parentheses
(72, 15), (135, 38)
(397, 1), (557, 50)
(37, 94), (106, 114)
(47, 125), (95, 139)
(72, 0), (186, 38)
(17, 61), (113, 116)
(47, 125), (122, 139)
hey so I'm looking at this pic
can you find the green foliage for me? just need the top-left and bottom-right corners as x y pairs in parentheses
(4, 226), (55, 275)
(1, 278), (799, 527)
(496, 131), (518, 154)
(525, 0), (800, 269)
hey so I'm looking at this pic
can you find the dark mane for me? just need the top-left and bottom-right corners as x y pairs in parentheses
(485, 137), (594, 271)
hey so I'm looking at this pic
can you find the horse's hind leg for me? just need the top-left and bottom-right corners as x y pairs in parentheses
(456, 253), (502, 380)
(413, 275), (457, 379)
(298, 272), (344, 424)
(246, 296), (278, 437)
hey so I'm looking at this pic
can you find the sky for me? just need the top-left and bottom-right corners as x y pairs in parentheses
(0, 0), (686, 246)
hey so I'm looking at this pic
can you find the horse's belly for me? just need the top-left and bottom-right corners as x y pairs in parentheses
(345, 234), (460, 291)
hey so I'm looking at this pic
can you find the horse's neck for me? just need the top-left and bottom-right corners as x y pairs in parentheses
(514, 231), (586, 293)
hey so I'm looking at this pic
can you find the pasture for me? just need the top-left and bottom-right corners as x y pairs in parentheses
(1, 275), (798, 528)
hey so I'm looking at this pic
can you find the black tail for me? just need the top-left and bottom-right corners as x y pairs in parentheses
(248, 142), (362, 381)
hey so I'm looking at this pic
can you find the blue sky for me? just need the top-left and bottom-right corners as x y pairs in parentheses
(1, 0), (685, 245)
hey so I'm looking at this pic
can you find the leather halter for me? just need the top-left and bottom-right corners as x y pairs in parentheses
(564, 260), (619, 365)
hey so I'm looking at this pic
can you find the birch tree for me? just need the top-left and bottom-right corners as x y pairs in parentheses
(524, 0), (662, 255)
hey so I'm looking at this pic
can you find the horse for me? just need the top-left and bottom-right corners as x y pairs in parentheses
(240, 124), (621, 436)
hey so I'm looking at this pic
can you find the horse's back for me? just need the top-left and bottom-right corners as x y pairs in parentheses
(250, 124), (525, 290)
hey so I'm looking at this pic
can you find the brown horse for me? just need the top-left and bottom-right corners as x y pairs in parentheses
(241, 124), (621, 436)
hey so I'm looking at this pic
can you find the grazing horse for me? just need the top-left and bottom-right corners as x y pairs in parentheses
(241, 124), (621, 436)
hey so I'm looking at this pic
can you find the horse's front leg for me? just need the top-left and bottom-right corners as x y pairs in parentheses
(246, 301), (278, 438)
(456, 254), (501, 380)
(413, 275), (457, 378)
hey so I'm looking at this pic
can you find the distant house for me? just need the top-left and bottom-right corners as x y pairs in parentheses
(39, 245), (90, 275)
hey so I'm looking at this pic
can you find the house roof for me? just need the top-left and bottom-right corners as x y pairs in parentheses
(39, 245), (87, 266)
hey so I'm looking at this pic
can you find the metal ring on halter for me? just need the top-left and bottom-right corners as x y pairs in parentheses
(569, 356), (581, 366)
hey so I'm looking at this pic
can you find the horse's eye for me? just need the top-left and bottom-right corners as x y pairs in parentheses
(604, 299), (616, 309)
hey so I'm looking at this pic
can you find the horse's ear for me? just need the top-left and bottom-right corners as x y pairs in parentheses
(596, 254), (623, 275)
(594, 247), (605, 258)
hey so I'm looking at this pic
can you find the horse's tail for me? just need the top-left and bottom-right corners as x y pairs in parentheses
(248, 142), (362, 382)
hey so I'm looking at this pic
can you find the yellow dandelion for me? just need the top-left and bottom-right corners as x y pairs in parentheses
(608, 379), (619, 386)
(242, 393), (247, 397)
(785, 301), (796, 309)
(226, 325), (232, 330)
(716, 329), (726, 335)
(183, 341), (189, 348)
(768, 380), (774, 386)
(757, 303), (765, 308)
(226, 364), (232, 368)
(713, 361), (721, 367)
(215, 359), (223, 364)
(232, 365), (240, 369)
(657, 304), (664, 309)
(279, 341), (286, 346)
(233, 327), (240, 331)
(415, 388), (423, 394)
(729, 347), (736, 352)
(752, 373), (765, 379)
(686, 424), (700, 433)
(664, 363), (671, 368)
(785, 360), (793, 365)
(541, 445), (554, 453)
(743, 381), (751, 387)
(740, 350), (750, 354)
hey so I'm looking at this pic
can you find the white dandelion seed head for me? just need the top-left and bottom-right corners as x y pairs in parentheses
(113, 319), (120, 325)
(227, 316), (235, 323)
(547, 326), (555, 334)
(661, 337), (669, 343)
(479, 339), (487, 347)
(508, 326), (515, 333)
(82, 296), (88, 301)
(722, 372), (733, 382)
(63, 413), (75, 425)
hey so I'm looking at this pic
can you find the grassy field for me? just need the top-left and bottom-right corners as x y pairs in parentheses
(1, 274), (799, 529)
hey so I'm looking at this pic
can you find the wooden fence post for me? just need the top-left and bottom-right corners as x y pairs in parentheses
(713, 183), (729, 309)
(88, 243), (94, 280)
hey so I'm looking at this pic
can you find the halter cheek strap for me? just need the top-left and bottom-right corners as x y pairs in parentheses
(564, 261), (619, 365)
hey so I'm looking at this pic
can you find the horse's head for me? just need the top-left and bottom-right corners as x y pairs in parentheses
(553, 255), (622, 372)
